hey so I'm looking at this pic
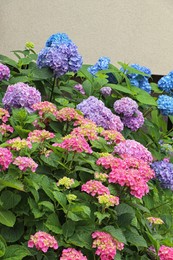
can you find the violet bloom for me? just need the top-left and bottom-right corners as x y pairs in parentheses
(113, 97), (138, 117)
(2, 83), (41, 113)
(0, 63), (10, 81)
(76, 96), (123, 131)
(122, 110), (144, 131)
(74, 84), (85, 95)
(100, 86), (112, 97)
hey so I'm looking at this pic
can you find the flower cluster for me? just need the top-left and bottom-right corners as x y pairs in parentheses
(88, 57), (110, 76)
(81, 180), (110, 196)
(158, 71), (173, 93)
(57, 177), (75, 189)
(53, 135), (93, 154)
(27, 130), (55, 143)
(100, 86), (112, 97)
(32, 101), (57, 118)
(37, 33), (82, 77)
(151, 159), (173, 190)
(70, 121), (98, 141)
(2, 83), (41, 113)
(94, 172), (108, 182)
(0, 108), (10, 123)
(92, 231), (124, 260)
(0, 123), (13, 136)
(7, 137), (32, 151)
(158, 245), (173, 260)
(0, 147), (13, 171)
(123, 63), (151, 93)
(98, 194), (119, 208)
(73, 84), (85, 95)
(76, 96), (123, 131)
(113, 97), (144, 131)
(13, 156), (38, 172)
(60, 248), (87, 260)
(0, 63), (10, 81)
(28, 231), (58, 253)
(114, 139), (153, 163)
(100, 129), (125, 144)
(55, 107), (81, 122)
(157, 95), (173, 115)
(147, 217), (164, 225)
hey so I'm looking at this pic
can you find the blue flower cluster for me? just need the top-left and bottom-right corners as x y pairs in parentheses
(88, 57), (110, 76)
(37, 33), (83, 77)
(157, 95), (173, 115)
(76, 96), (123, 131)
(151, 160), (173, 190)
(123, 64), (152, 93)
(158, 71), (173, 93)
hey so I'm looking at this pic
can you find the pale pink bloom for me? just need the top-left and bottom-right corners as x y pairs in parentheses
(60, 248), (87, 260)
(0, 147), (13, 171)
(147, 217), (164, 225)
(7, 137), (32, 151)
(100, 129), (125, 144)
(0, 123), (13, 135)
(0, 108), (10, 123)
(158, 245), (173, 260)
(70, 122), (98, 141)
(55, 107), (81, 122)
(13, 156), (38, 172)
(28, 231), (58, 253)
(98, 194), (119, 207)
(81, 180), (110, 196)
(27, 130), (55, 143)
(32, 101), (57, 118)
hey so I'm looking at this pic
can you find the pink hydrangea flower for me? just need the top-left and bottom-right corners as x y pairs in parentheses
(0, 123), (13, 135)
(158, 245), (173, 260)
(100, 129), (125, 144)
(60, 248), (87, 260)
(27, 130), (55, 143)
(32, 101), (57, 118)
(7, 137), (32, 151)
(28, 231), (58, 253)
(53, 135), (92, 154)
(81, 180), (110, 196)
(147, 217), (164, 225)
(0, 147), (13, 171)
(114, 139), (153, 163)
(98, 194), (119, 208)
(0, 108), (10, 123)
(92, 231), (124, 260)
(13, 156), (38, 172)
(70, 121), (99, 141)
(74, 84), (86, 95)
(55, 107), (81, 122)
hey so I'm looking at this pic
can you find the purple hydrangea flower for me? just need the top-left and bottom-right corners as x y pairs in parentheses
(74, 84), (85, 95)
(0, 63), (10, 81)
(2, 83), (41, 113)
(114, 139), (153, 163)
(45, 33), (72, 47)
(88, 57), (110, 76)
(157, 95), (173, 115)
(100, 86), (112, 97)
(151, 159), (173, 190)
(113, 97), (138, 117)
(76, 96), (123, 131)
(122, 110), (144, 131)
(37, 43), (82, 77)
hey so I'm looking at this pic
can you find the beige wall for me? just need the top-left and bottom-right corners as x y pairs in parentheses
(1, 0), (173, 74)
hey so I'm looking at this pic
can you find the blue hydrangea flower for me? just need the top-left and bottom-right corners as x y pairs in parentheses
(157, 95), (173, 115)
(76, 96), (123, 131)
(45, 33), (72, 47)
(158, 75), (173, 93)
(151, 160), (173, 190)
(88, 57), (110, 76)
(130, 64), (151, 79)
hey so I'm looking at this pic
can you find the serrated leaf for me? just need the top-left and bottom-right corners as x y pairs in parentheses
(38, 201), (55, 212)
(53, 191), (67, 209)
(0, 209), (16, 227)
(62, 220), (75, 239)
(0, 239), (5, 257)
(9, 76), (29, 84)
(45, 213), (62, 234)
(0, 222), (24, 242)
(0, 54), (18, 68)
(0, 191), (21, 210)
(125, 231), (147, 247)
(2, 245), (31, 260)
(103, 226), (127, 243)
(107, 84), (132, 94)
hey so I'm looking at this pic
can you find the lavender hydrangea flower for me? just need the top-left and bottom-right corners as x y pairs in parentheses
(37, 43), (82, 77)
(100, 86), (112, 97)
(0, 63), (10, 81)
(76, 96), (123, 131)
(45, 33), (72, 47)
(88, 57), (110, 76)
(122, 110), (144, 131)
(74, 84), (85, 95)
(113, 97), (138, 117)
(2, 83), (41, 113)
(151, 160), (173, 190)
(157, 95), (173, 115)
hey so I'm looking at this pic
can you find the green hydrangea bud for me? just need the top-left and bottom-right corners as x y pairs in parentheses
(25, 42), (35, 49)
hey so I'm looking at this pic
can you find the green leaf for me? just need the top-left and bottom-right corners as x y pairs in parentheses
(45, 213), (62, 234)
(135, 93), (157, 106)
(38, 201), (55, 212)
(0, 54), (18, 68)
(0, 238), (6, 257)
(67, 204), (91, 221)
(0, 222), (24, 242)
(0, 178), (24, 191)
(55, 98), (69, 106)
(125, 231), (147, 247)
(30, 66), (53, 80)
(116, 203), (135, 216)
(107, 84), (132, 94)
(118, 213), (134, 227)
(9, 76), (29, 84)
(94, 211), (110, 224)
(53, 191), (67, 209)
(150, 82), (163, 93)
(2, 245), (31, 260)
(0, 191), (21, 210)
(0, 209), (16, 227)
(82, 79), (92, 96)
(40, 153), (61, 168)
(103, 226), (127, 243)
(62, 220), (76, 239)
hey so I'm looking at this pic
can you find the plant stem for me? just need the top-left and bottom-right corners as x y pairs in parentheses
(50, 76), (57, 102)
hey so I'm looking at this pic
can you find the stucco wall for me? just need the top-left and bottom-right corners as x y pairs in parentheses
(1, 0), (173, 74)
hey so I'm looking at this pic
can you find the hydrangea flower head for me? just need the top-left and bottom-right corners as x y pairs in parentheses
(81, 180), (110, 197)
(0, 108), (10, 123)
(76, 96), (123, 131)
(158, 75), (173, 93)
(98, 194), (119, 208)
(0, 123), (13, 136)
(32, 101), (57, 118)
(57, 177), (75, 189)
(114, 139), (153, 163)
(0, 147), (13, 171)
(147, 217), (164, 225)
(157, 95), (173, 115)
(28, 231), (58, 253)
(92, 231), (124, 260)
(13, 156), (38, 172)
(0, 63), (10, 81)
(158, 245), (173, 260)
(74, 84), (85, 95)
(27, 130), (55, 143)
(2, 83), (41, 113)
(88, 57), (110, 76)
(45, 32), (72, 47)
(100, 86), (112, 97)
(122, 110), (144, 131)
(100, 129), (125, 144)
(113, 97), (138, 117)
(60, 248), (87, 260)
(128, 64), (151, 78)
(55, 107), (81, 122)
(7, 137), (32, 151)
